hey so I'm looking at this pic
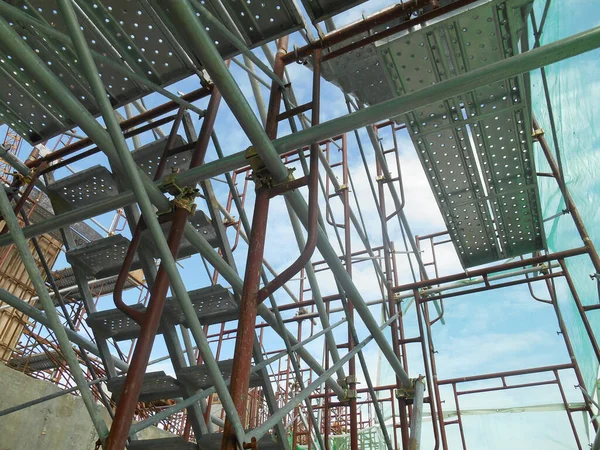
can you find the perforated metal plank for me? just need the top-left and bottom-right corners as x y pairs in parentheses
(86, 303), (146, 341)
(301, 0), (369, 23)
(66, 234), (140, 278)
(375, 0), (543, 267)
(142, 210), (220, 259)
(218, 0), (303, 48)
(9, 351), (61, 372)
(166, 285), (238, 326)
(197, 433), (280, 450)
(47, 165), (118, 209)
(131, 135), (191, 180)
(178, 359), (262, 391)
(128, 437), (198, 450)
(107, 371), (183, 402)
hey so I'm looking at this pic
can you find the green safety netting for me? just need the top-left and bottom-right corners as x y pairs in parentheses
(530, 0), (600, 392)
(290, 425), (387, 449)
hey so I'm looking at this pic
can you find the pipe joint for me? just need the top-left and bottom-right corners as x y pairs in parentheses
(396, 377), (425, 403)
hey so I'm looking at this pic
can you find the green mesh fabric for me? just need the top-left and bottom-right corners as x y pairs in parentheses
(530, 0), (600, 392)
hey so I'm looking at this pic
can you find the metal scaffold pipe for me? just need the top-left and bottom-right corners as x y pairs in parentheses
(0, 187), (110, 441)
(2, 24), (597, 260)
(166, 0), (413, 389)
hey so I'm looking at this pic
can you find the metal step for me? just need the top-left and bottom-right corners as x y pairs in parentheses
(107, 371), (183, 403)
(166, 285), (238, 326)
(66, 234), (141, 279)
(131, 135), (191, 180)
(197, 433), (281, 450)
(177, 359), (262, 391)
(49, 267), (142, 304)
(86, 303), (148, 341)
(128, 437), (198, 450)
(47, 165), (118, 208)
(8, 351), (61, 372)
(87, 285), (236, 341)
(141, 210), (220, 258)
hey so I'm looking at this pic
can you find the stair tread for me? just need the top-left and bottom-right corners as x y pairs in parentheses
(87, 285), (237, 341)
(178, 359), (262, 391)
(66, 234), (141, 279)
(47, 165), (118, 208)
(131, 135), (191, 180)
(141, 210), (220, 255)
(128, 437), (197, 449)
(107, 371), (183, 403)
(197, 433), (281, 450)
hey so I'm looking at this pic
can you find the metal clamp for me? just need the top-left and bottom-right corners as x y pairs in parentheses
(245, 146), (273, 189)
(13, 168), (35, 185)
(532, 128), (545, 140)
(173, 186), (200, 214)
(395, 378), (416, 400)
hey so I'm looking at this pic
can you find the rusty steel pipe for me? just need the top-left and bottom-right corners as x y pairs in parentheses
(393, 246), (590, 293)
(534, 117), (600, 274)
(255, 48), (322, 305)
(27, 87), (211, 168)
(106, 206), (190, 450)
(221, 36), (288, 450)
(282, 0), (441, 64)
(38, 115), (178, 176)
(112, 107), (187, 322)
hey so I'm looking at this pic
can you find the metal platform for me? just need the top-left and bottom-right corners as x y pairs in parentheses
(166, 285), (238, 326)
(2, 0), (303, 143)
(178, 359), (262, 391)
(107, 371), (183, 402)
(86, 303), (147, 341)
(47, 165), (118, 209)
(131, 135), (191, 180)
(8, 351), (61, 372)
(301, 0), (369, 23)
(87, 284), (235, 341)
(197, 433), (280, 450)
(128, 437), (198, 450)
(66, 234), (141, 278)
(324, 0), (543, 267)
(142, 210), (220, 258)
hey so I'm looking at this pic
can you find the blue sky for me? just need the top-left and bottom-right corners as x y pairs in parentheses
(2, 0), (598, 448)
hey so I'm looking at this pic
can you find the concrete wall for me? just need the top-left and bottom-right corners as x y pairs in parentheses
(0, 363), (174, 450)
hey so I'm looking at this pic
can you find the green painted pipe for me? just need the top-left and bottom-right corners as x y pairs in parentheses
(0, 187), (109, 439)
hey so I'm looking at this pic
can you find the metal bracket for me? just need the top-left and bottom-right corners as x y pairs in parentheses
(13, 168), (35, 185)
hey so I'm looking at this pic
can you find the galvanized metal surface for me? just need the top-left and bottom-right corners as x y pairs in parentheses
(131, 135), (191, 180)
(107, 371), (183, 403)
(375, 0), (544, 266)
(178, 359), (262, 391)
(300, 0), (369, 23)
(47, 165), (118, 209)
(66, 234), (140, 278)
(0, 0), (304, 143)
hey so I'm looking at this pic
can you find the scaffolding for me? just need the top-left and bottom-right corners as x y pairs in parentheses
(0, 0), (598, 449)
